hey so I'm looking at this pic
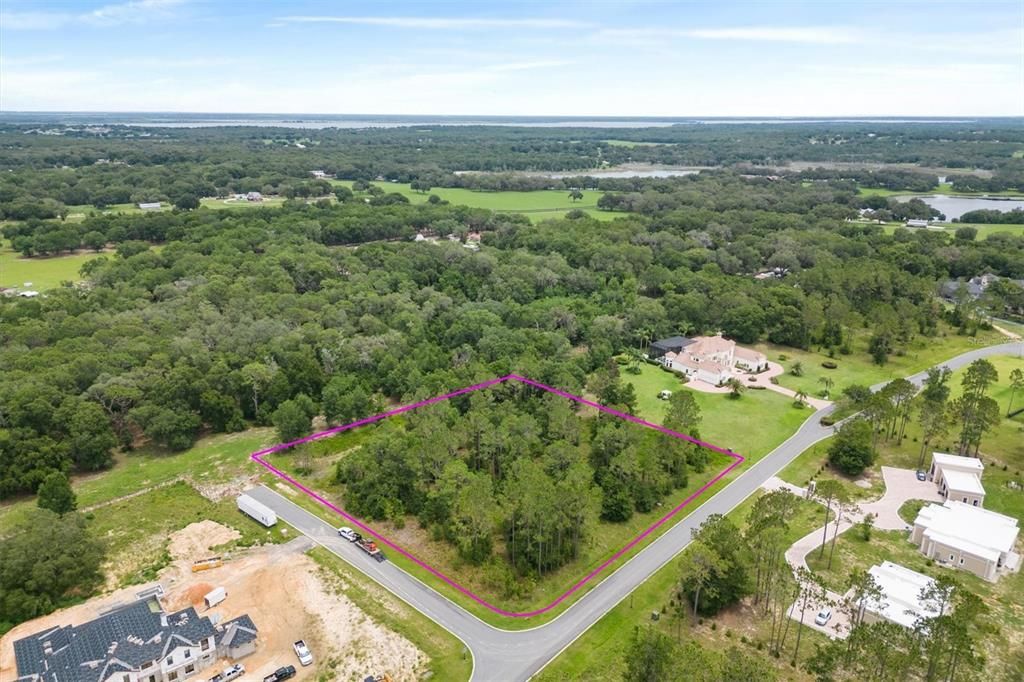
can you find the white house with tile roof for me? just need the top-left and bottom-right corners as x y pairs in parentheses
(655, 333), (768, 385)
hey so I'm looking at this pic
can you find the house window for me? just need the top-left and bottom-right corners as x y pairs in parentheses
(185, 664), (195, 674)
(959, 557), (965, 565)
(973, 499), (979, 506)
(169, 674), (178, 682)
(184, 650), (191, 659)
(149, 676), (157, 682)
(123, 675), (130, 682)
(962, 497), (967, 503)
(950, 554), (955, 561)
(201, 639), (210, 652)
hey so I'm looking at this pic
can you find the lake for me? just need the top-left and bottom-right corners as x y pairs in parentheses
(903, 195), (1024, 221)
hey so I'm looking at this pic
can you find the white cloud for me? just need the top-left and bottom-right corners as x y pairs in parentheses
(0, 54), (65, 67)
(83, 0), (187, 26)
(0, 0), (187, 30)
(594, 25), (863, 45)
(276, 15), (591, 30)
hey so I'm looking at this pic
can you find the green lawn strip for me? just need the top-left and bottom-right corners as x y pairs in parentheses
(0, 428), (275, 536)
(879, 222), (1024, 239)
(805, 527), (1024, 672)
(86, 480), (289, 587)
(0, 242), (102, 289)
(897, 499), (929, 525)
(535, 491), (829, 681)
(755, 325), (1007, 398)
(308, 546), (473, 681)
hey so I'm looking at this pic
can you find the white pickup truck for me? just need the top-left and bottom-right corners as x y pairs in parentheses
(293, 639), (313, 666)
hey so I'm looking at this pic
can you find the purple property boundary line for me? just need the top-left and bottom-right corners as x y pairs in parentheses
(251, 374), (745, 618)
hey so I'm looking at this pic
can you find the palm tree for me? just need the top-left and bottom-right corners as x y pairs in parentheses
(790, 361), (804, 377)
(794, 389), (809, 407)
(818, 376), (835, 399)
(726, 377), (744, 399)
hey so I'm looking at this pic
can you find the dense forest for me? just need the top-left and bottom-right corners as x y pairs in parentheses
(2, 161), (1024, 496)
(334, 382), (703, 575)
(2, 120), (1023, 219)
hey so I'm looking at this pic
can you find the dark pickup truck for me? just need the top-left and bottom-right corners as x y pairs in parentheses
(263, 665), (296, 682)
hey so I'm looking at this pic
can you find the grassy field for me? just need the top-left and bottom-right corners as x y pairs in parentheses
(0, 428), (277, 536)
(776, 439), (885, 502)
(755, 324), (1009, 399)
(535, 490), (828, 681)
(309, 547), (472, 681)
(86, 480), (290, 587)
(0, 241), (102, 289)
(332, 180), (617, 222)
(879, 221), (1024, 240)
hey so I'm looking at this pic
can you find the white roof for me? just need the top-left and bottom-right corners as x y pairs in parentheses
(932, 452), (984, 473)
(915, 501), (1019, 558)
(865, 561), (942, 628)
(942, 469), (985, 496)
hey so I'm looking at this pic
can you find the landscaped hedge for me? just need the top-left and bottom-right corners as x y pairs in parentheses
(821, 361), (838, 369)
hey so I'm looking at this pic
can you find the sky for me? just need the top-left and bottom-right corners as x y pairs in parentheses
(1, 0), (1022, 117)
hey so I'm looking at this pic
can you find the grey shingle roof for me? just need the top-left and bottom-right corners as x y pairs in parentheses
(217, 614), (259, 649)
(14, 600), (218, 682)
(650, 336), (694, 354)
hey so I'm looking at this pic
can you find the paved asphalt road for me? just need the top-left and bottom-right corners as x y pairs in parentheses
(247, 340), (1022, 682)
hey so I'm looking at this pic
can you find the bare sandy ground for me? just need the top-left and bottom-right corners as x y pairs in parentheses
(1, 521), (426, 682)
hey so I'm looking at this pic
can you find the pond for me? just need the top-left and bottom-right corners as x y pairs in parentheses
(903, 195), (1024, 221)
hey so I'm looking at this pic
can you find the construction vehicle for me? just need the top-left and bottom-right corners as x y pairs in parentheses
(293, 639), (313, 666)
(191, 556), (223, 572)
(356, 536), (386, 562)
(362, 675), (393, 682)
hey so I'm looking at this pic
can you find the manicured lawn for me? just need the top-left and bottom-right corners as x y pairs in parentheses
(535, 491), (828, 681)
(0, 242), (102, 289)
(332, 180), (617, 222)
(199, 197), (288, 210)
(622, 362), (811, 460)
(898, 499), (929, 525)
(881, 222), (1024, 240)
(756, 324), (1008, 399)
(309, 547), (472, 681)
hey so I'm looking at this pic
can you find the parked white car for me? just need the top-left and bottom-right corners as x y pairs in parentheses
(338, 526), (358, 542)
(294, 639), (313, 666)
(814, 608), (832, 626)
(209, 664), (245, 682)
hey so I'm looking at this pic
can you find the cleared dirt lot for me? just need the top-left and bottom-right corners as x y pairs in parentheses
(1, 521), (426, 682)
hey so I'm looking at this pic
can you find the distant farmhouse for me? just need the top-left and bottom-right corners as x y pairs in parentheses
(911, 500), (1020, 581)
(13, 597), (258, 682)
(245, 192), (263, 202)
(905, 218), (931, 228)
(649, 334), (768, 385)
(309, 170), (329, 179)
(928, 452), (986, 507)
(854, 561), (944, 629)
(138, 202), (162, 211)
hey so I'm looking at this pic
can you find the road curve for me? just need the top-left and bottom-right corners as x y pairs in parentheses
(247, 340), (1022, 681)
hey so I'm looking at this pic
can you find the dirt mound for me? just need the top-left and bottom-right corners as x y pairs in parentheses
(168, 520), (240, 563)
(184, 582), (214, 606)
